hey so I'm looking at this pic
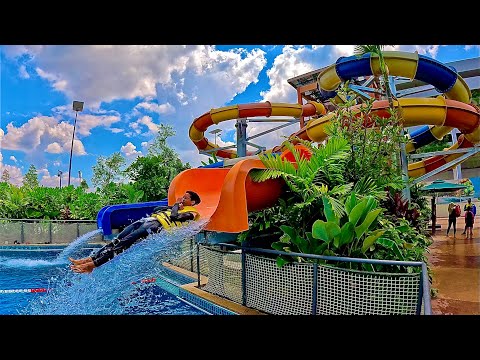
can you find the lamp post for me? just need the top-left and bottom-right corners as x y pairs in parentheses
(57, 170), (63, 189)
(68, 101), (84, 186)
(209, 128), (222, 145)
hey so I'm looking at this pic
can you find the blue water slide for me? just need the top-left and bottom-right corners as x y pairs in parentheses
(409, 125), (437, 150)
(335, 54), (373, 81)
(97, 199), (168, 239)
(416, 55), (457, 93)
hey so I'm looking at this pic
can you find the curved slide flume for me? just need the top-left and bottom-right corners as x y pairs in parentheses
(315, 50), (479, 176)
(189, 101), (327, 158)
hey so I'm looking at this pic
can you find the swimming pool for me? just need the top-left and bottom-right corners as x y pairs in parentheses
(0, 246), (235, 315)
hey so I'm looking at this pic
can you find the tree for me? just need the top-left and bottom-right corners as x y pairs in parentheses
(23, 164), (39, 189)
(125, 124), (190, 201)
(1, 169), (10, 183)
(80, 179), (89, 190)
(91, 152), (127, 191)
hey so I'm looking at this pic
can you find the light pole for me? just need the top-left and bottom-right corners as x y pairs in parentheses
(68, 101), (84, 186)
(57, 170), (63, 189)
(209, 128), (222, 145)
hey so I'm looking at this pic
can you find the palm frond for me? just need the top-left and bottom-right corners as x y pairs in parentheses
(250, 169), (286, 183)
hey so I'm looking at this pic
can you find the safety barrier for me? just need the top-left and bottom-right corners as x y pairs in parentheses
(0, 219), (103, 245)
(169, 241), (431, 315)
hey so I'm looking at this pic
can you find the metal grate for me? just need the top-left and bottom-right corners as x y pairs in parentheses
(245, 254), (314, 315)
(202, 246), (243, 304)
(316, 265), (421, 315)
(199, 245), (423, 315)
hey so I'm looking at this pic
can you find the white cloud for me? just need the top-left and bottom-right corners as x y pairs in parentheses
(120, 142), (143, 160)
(133, 101), (176, 116)
(0, 163), (24, 186)
(1, 116), (87, 155)
(46, 142), (63, 153)
(9, 155), (18, 163)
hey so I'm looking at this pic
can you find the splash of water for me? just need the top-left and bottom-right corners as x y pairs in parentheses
(22, 219), (209, 314)
(54, 228), (103, 263)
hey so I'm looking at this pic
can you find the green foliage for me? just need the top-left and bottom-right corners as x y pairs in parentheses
(91, 152), (127, 192)
(472, 89), (480, 106)
(23, 164), (40, 189)
(201, 153), (219, 166)
(413, 136), (451, 154)
(459, 179), (474, 196)
(326, 84), (405, 191)
(272, 194), (385, 270)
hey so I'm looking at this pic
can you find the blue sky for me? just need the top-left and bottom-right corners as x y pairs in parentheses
(1, 45), (479, 188)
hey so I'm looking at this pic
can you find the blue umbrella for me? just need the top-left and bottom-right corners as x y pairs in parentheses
(419, 180), (467, 235)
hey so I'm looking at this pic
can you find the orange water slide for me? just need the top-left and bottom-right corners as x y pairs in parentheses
(168, 159), (283, 233)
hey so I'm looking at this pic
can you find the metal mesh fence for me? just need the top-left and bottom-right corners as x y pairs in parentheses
(194, 245), (423, 315)
(202, 246), (243, 304)
(315, 264), (421, 315)
(245, 254), (314, 315)
(0, 220), (102, 245)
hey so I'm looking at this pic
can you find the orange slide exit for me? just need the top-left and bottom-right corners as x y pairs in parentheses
(168, 159), (283, 233)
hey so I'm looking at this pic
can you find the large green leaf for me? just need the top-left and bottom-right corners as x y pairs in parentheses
(356, 197), (378, 225)
(272, 242), (287, 252)
(361, 230), (385, 253)
(322, 196), (337, 224)
(312, 220), (329, 242)
(355, 208), (382, 238)
(345, 192), (357, 215)
(334, 221), (355, 248)
(279, 225), (296, 242)
(276, 256), (290, 268)
(312, 220), (340, 243)
(349, 197), (369, 226)
(291, 235), (309, 253)
(377, 237), (394, 248)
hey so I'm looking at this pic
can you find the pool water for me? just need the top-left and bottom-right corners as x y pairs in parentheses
(0, 248), (205, 315)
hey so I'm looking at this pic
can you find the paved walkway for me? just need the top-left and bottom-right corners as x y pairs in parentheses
(427, 216), (479, 315)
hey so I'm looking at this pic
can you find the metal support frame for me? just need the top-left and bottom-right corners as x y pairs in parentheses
(409, 146), (480, 159)
(450, 129), (463, 180)
(235, 118), (248, 157)
(411, 149), (478, 185)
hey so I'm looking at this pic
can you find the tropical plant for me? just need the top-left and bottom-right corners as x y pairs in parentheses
(23, 164), (39, 189)
(272, 193), (385, 269)
(91, 152), (127, 192)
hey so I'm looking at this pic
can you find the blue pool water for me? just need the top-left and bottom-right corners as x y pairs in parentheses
(0, 222), (227, 315)
(0, 248), (205, 315)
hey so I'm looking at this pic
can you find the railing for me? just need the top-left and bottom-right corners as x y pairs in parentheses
(189, 241), (431, 315)
(0, 218), (103, 245)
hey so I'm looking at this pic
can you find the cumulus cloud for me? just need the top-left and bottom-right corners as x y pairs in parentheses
(1, 116), (87, 155)
(133, 101), (176, 116)
(9, 155), (18, 163)
(120, 142), (143, 160)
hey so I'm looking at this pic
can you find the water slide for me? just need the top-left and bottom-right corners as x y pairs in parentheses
(98, 51), (480, 236)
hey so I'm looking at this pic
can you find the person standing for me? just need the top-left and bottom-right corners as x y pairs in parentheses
(446, 202), (458, 238)
(461, 198), (476, 235)
(465, 208), (475, 239)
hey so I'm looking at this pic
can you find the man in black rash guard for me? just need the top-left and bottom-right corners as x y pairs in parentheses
(69, 190), (201, 274)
